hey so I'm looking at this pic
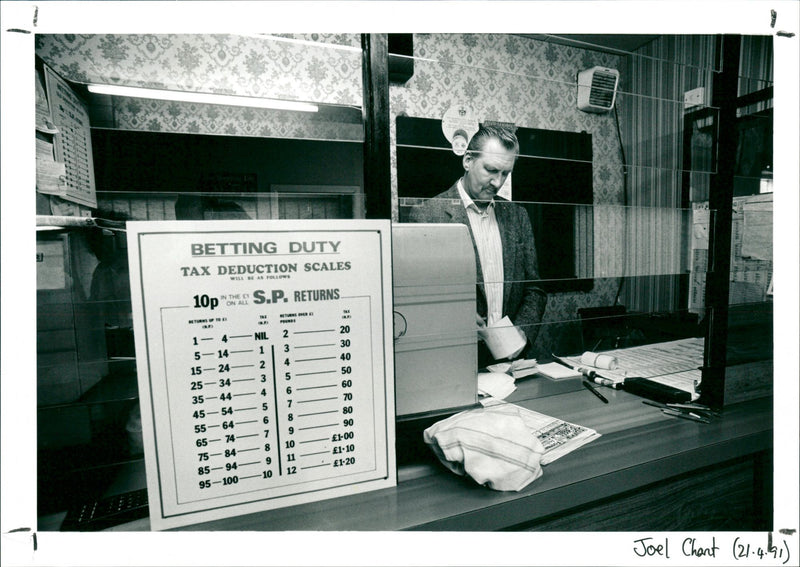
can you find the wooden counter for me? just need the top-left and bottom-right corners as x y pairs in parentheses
(106, 378), (772, 532)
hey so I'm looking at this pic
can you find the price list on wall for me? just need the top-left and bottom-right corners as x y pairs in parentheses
(127, 220), (395, 530)
(43, 66), (97, 208)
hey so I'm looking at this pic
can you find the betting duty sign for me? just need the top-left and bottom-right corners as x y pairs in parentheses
(126, 219), (396, 530)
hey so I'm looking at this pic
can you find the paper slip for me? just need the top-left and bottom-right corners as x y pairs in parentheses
(487, 358), (539, 380)
(479, 315), (527, 360)
(536, 362), (581, 380)
(478, 372), (517, 401)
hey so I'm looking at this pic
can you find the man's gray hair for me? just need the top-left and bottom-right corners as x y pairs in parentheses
(466, 123), (520, 156)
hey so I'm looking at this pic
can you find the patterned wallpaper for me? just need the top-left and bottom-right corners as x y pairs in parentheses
(35, 34), (364, 141)
(391, 33), (625, 356)
(391, 34), (624, 205)
(103, 97), (364, 141)
(36, 32), (639, 357)
(35, 34), (362, 103)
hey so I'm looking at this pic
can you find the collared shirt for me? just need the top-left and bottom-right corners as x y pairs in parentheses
(457, 179), (504, 325)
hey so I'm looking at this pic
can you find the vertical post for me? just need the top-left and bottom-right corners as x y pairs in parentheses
(699, 34), (741, 409)
(361, 34), (392, 219)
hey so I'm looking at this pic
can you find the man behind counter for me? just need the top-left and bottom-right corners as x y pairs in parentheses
(408, 124), (547, 366)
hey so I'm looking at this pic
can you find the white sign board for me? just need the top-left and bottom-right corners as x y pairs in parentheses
(126, 219), (395, 530)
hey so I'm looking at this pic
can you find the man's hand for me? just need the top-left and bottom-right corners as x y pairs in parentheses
(476, 313), (487, 342)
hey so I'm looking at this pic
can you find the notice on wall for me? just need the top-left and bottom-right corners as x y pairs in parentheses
(43, 65), (97, 208)
(689, 196), (773, 313)
(126, 219), (395, 530)
(36, 238), (67, 290)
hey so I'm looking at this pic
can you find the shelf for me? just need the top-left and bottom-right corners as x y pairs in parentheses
(80, 370), (139, 404)
(38, 369), (139, 410)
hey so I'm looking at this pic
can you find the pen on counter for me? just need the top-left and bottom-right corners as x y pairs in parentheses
(551, 354), (621, 389)
(660, 408), (710, 424)
(644, 400), (710, 422)
(582, 379), (608, 403)
(642, 399), (670, 410)
(643, 399), (717, 419)
(592, 375), (617, 388)
(667, 402), (720, 416)
(582, 368), (620, 390)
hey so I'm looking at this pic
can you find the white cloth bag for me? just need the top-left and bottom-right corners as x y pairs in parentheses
(423, 405), (545, 491)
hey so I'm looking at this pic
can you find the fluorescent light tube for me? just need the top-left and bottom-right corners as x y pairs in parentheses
(87, 84), (319, 113)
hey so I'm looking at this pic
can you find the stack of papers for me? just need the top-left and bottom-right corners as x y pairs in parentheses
(486, 358), (539, 379)
(555, 338), (703, 397)
(536, 362), (582, 380)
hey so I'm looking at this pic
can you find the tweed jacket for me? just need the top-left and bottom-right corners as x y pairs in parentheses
(408, 183), (547, 347)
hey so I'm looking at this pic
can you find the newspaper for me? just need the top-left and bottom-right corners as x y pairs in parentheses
(481, 400), (601, 465)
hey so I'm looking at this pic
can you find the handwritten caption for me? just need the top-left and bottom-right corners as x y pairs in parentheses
(633, 533), (793, 564)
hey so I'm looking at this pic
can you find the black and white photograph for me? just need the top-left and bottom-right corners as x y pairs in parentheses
(2, 1), (798, 565)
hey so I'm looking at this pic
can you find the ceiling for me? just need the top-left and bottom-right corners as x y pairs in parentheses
(521, 34), (660, 55)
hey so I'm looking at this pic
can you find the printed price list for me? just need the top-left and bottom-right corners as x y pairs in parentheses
(128, 221), (395, 529)
(161, 295), (377, 504)
(43, 66), (97, 207)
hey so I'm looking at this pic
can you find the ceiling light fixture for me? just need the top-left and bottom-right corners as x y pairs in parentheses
(87, 84), (319, 113)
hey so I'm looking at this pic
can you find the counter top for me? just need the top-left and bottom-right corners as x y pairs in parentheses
(106, 377), (772, 531)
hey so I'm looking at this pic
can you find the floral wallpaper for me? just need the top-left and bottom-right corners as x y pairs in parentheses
(36, 33), (362, 103)
(390, 34), (624, 205)
(390, 33), (626, 356)
(36, 32), (636, 356)
(105, 97), (364, 141)
(35, 33), (364, 141)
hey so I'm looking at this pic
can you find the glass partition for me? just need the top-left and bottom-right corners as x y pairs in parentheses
(36, 33), (368, 222)
(390, 33), (771, 409)
(398, 199), (700, 369)
(34, 32), (370, 522)
(33, 30), (775, 524)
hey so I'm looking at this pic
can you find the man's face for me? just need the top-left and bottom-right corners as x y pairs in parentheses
(462, 138), (516, 207)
